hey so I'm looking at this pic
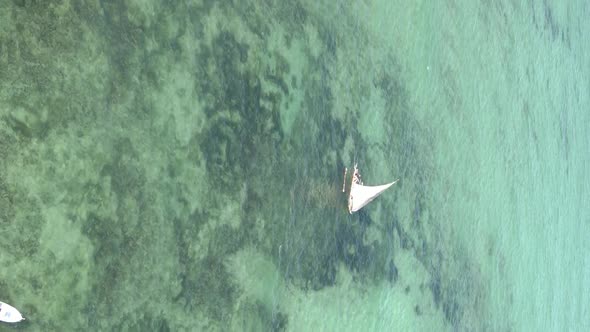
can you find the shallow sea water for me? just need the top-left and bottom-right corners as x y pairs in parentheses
(0, 0), (588, 331)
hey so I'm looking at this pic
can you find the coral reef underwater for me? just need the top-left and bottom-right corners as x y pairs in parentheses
(0, 0), (485, 330)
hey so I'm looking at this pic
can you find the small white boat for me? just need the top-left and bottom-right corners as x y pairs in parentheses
(344, 164), (398, 214)
(0, 301), (25, 323)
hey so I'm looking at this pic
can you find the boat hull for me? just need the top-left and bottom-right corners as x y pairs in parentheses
(0, 301), (25, 323)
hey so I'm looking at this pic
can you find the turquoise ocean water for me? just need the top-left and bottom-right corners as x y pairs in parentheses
(0, 1), (588, 331)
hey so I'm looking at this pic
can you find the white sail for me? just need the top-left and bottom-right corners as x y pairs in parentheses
(347, 164), (398, 214)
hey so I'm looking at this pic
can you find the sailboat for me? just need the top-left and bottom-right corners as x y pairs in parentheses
(0, 301), (25, 323)
(344, 164), (398, 214)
